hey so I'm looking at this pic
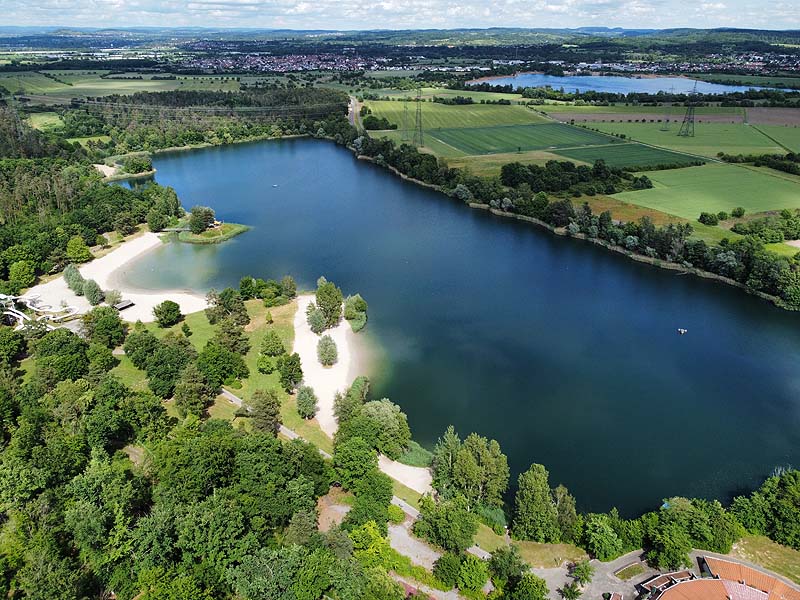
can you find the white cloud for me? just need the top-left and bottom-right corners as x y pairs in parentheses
(1, 0), (798, 30)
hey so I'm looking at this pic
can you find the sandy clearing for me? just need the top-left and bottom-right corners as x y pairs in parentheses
(786, 240), (800, 248)
(93, 163), (118, 178)
(292, 296), (433, 495)
(25, 232), (207, 323)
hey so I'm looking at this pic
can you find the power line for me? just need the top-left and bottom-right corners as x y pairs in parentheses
(412, 88), (424, 147)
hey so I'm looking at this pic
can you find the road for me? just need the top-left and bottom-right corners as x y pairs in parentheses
(348, 95), (363, 131)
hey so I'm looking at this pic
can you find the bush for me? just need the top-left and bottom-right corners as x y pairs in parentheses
(83, 279), (104, 306)
(277, 352), (303, 392)
(66, 235), (92, 263)
(458, 554), (489, 592)
(387, 504), (406, 524)
(317, 335), (338, 366)
(63, 264), (85, 294)
(717, 211), (729, 221)
(307, 307), (326, 334)
(698, 212), (719, 226)
(413, 495), (478, 554)
(256, 355), (275, 374)
(433, 553), (462, 588)
(153, 300), (182, 327)
(104, 289), (122, 306)
(731, 206), (746, 218)
(260, 329), (285, 356)
(296, 385), (318, 419)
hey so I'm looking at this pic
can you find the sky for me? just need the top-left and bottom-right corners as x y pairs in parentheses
(2, 0), (799, 31)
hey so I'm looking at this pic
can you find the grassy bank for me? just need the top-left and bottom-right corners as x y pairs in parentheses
(178, 223), (250, 244)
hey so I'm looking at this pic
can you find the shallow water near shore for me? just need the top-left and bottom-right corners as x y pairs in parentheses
(122, 137), (800, 516)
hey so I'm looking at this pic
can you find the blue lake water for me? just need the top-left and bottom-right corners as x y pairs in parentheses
(470, 73), (787, 95)
(121, 138), (800, 515)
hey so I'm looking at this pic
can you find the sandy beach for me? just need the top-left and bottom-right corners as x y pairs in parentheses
(292, 295), (432, 494)
(25, 232), (207, 323)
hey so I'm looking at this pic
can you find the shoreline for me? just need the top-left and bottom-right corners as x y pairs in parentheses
(291, 294), (433, 494)
(25, 232), (207, 323)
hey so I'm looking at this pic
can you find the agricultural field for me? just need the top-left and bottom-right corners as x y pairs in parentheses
(365, 99), (547, 130)
(555, 143), (702, 169)
(2, 69), (241, 98)
(588, 121), (785, 157)
(614, 163), (800, 219)
(429, 122), (617, 155)
(695, 73), (800, 90)
(540, 103), (743, 116)
(753, 125), (800, 152)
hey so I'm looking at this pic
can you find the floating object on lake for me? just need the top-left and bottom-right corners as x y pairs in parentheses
(677, 328), (688, 335)
(272, 184), (278, 187)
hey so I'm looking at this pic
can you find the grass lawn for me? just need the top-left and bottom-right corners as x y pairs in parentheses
(366, 100), (548, 131)
(516, 540), (588, 569)
(27, 112), (64, 131)
(589, 121), (784, 157)
(178, 223), (250, 244)
(765, 242), (800, 258)
(555, 143), (702, 169)
(696, 73), (800, 89)
(429, 123), (617, 155)
(730, 535), (800, 584)
(68, 135), (112, 148)
(614, 163), (800, 220)
(615, 562), (647, 580)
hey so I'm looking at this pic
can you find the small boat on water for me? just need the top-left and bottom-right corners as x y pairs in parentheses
(272, 184), (278, 187)
(677, 328), (688, 335)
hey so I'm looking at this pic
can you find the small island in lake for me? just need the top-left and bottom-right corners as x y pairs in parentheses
(175, 205), (250, 244)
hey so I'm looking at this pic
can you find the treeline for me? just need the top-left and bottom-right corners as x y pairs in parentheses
(721, 151), (800, 176)
(731, 209), (800, 243)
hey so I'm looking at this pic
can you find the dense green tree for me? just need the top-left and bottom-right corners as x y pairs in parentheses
(296, 385), (318, 419)
(205, 287), (250, 326)
(513, 464), (560, 543)
(65, 235), (92, 263)
(489, 545), (527, 590)
(307, 305), (326, 335)
(413, 495), (478, 553)
(338, 398), (411, 460)
(153, 300), (182, 328)
(509, 573), (549, 600)
(316, 278), (343, 328)
(582, 514), (623, 561)
(277, 352), (303, 392)
(458, 554), (489, 592)
(123, 327), (159, 370)
(554, 484), (581, 543)
(334, 436), (377, 490)
(645, 520), (692, 570)
(87, 342), (117, 374)
(212, 318), (250, 355)
(0, 327), (25, 364)
(189, 205), (216, 234)
(8, 260), (35, 292)
(81, 306), (125, 348)
(560, 581), (583, 599)
(173, 363), (212, 418)
(334, 376), (370, 425)
(260, 329), (285, 356)
(250, 388), (281, 435)
(34, 329), (89, 382)
(317, 334), (338, 366)
(280, 275), (297, 298)
(82, 279), (104, 305)
(434, 553), (462, 588)
(196, 340), (248, 389)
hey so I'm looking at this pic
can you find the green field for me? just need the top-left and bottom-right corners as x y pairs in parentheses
(589, 121), (784, 157)
(371, 86), (524, 102)
(555, 143), (702, 169)
(366, 99), (547, 130)
(3, 70), (241, 99)
(429, 122), (617, 155)
(753, 125), (800, 152)
(540, 103), (743, 116)
(696, 73), (800, 90)
(27, 112), (64, 131)
(615, 163), (800, 219)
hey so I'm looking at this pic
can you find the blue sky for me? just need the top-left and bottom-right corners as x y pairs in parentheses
(3, 0), (798, 31)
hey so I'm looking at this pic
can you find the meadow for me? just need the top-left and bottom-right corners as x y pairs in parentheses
(540, 103), (743, 116)
(588, 121), (785, 157)
(555, 143), (702, 169)
(753, 125), (800, 152)
(365, 99), (547, 130)
(429, 122), (617, 155)
(614, 163), (800, 219)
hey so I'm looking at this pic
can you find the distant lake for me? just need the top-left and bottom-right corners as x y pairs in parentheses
(470, 73), (787, 94)
(121, 138), (800, 516)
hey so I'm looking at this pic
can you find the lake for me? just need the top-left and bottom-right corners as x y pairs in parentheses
(122, 138), (800, 516)
(470, 73), (787, 95)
